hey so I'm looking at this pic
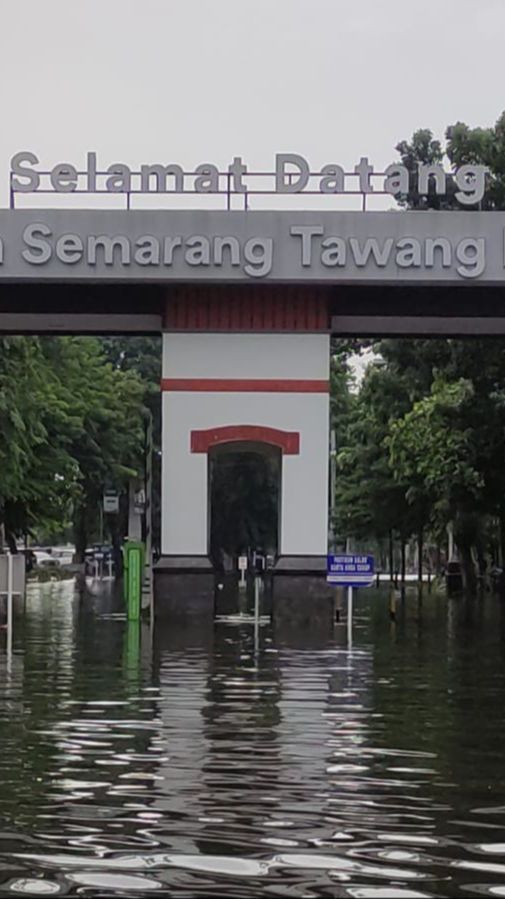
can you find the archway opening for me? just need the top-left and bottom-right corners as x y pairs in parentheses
(208, 441), (281, 570)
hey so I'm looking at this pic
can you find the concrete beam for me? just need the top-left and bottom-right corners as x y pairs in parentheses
(331, 315), (505, 336)
(0, 313), (162, 334)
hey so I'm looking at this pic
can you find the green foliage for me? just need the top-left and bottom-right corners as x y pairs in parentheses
(387, 378), (483, 520)
(0, 336), (147, 554)
(446, 112), (505, 209)
(395, 129), (450, 209)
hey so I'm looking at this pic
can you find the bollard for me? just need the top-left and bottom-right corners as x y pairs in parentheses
(335, 588), (342, 622)
(254, 575), (260, 652)
(389, 588), (397, 621)
(347, 585), (353, 645)
(238, 555), (248, 590)
(122, 541), (145, 621)
(6, 551), (13, 660)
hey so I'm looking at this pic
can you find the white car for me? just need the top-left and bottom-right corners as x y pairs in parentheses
(33, 551), (62, 569)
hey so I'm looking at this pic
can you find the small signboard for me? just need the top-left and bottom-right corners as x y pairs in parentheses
(91, 544), (112, 561)
(0, 554), (26, 596)
(327, 554), (375, 587)
(238, 556), (248, 571)
(134, 488), (146, 514)
(103, 490), (119, 514)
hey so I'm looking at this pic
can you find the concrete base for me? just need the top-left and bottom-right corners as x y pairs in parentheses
(154, 556), (215, 620)
(272, 555), (334, 629)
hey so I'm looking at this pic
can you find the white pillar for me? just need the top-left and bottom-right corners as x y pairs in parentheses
(161, 332), (329, 559)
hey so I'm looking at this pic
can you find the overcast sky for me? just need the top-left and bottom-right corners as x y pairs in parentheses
(0, 0), (504, 208)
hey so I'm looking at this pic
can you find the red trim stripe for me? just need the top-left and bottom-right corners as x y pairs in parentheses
(191, 425), (300, 454)
(161, 378), (329, 393)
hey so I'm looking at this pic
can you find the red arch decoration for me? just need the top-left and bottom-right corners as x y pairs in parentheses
(190, 425), (300, 455)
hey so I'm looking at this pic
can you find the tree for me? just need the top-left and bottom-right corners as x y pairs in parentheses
(55, 338), (145, 560)
(100, 337), (162, 551)
(387, 378), (483, 591)
(446, 112), (505, 209)
(0, 336), (147, 559)
(0, 337), (80, 550)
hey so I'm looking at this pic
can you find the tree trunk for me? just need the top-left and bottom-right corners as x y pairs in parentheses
(73, 504), (88, 564)
(476, 540), (486, 590)
(447, 522), (455, 561)
(389, 530), (394, 584)
(418, 528), (424, 589)
(459, 541), (477, 595)
(401, 539), (406, 585)
(499, 511), (505, 569)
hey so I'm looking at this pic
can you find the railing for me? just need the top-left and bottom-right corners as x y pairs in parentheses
(9, 169), (396, 212)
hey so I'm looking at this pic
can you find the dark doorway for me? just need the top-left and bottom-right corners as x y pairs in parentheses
(208, 442), (281, 570)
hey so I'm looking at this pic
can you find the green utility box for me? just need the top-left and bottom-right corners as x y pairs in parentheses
(122, 540), (145, 620)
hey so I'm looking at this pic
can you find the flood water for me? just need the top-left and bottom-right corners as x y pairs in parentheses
(1, 581), (505, 897)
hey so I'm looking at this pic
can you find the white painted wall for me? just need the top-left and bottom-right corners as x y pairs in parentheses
(162, 333), (329, 380)
(161, 333), (329, 557)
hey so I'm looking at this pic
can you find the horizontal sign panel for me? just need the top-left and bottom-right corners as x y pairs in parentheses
(0, 554), (26, 595)
(0, 210), (502, 284)
(327, 553), (375, 587)
(103, 493), (119, 513)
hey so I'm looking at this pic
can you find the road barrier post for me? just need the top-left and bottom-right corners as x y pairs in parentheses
(122, 541), (145, 621)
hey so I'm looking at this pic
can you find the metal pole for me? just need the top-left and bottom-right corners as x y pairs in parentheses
(254, 575), (260, 652)
(329, 428), (337, 550)
(347, 585), (353, 645)
(142, 412), (154, 622)
(6, 551), (13, 660)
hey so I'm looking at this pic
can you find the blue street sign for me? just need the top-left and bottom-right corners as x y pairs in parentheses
(327, 554), (375, 587)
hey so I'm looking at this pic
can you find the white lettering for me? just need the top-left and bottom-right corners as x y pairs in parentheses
(319, 164), (345, 194)
(164, 236), (182, 265)
(194, 163), (219, 193)
(455, 237), (485, 279)
(56, 233), (83, 264)
(228, 157), (247, 193)
(396, 237), (421, 268)
(11, 151), (40, 192)
(185, 235), (210, 266)
(22, 223), (52, 264)
(105, 164), (131, 192)
(454, 164), (488, 207)
(384, 163), (409, 196)
(88, 235), (131, 265)
(243, 237), (273, 278)
(349, 237), (394, 267)
(418, 164), (446, 196)
(321, 236), (346, 266)
(290, 225), (324, 266)
(140, 164), (184, 192)
(50, 163), (77, 192)
(276, 153), (309, 193)
(214, 236), (240, 266)
(354, 156), (374, 193)
(134, 235), (160, 265)
(87, 151), (97, 192)
(425, 237), (451, 268)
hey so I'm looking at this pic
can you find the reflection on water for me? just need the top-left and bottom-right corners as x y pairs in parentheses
(0, 580), (505, 895)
